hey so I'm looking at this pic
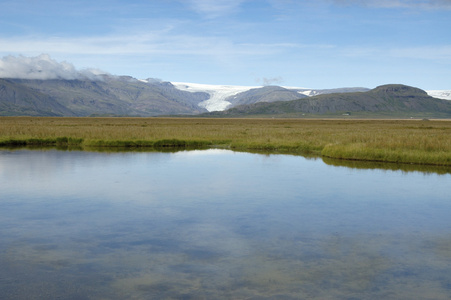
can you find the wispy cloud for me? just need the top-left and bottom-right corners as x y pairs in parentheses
(0, 31), (316, 58)
(389, 45), (451, 61)
(255, 76), (284, 86)
(331, 0), (451, 9)
(340, 45), (451, 62)
(183, 0), (247, 18)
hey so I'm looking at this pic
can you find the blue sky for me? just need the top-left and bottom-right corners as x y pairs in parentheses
(0, 0), (450, 89)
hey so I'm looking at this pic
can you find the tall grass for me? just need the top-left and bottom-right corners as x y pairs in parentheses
(0, 117), (450, 166)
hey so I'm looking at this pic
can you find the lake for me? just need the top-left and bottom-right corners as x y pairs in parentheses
(1, 148), (450, 299)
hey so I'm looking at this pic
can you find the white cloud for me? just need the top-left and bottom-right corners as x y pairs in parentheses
(0, 54), (107, 80)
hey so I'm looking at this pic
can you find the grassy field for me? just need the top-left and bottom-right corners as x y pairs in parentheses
(0, 117), (450, 166)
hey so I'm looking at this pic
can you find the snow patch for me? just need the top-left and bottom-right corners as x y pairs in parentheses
(427, 90), (451, 101)
(298, 90), (319, 96)
(172, 82), (259, 111)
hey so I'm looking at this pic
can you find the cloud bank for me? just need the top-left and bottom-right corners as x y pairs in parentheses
(0, 54), (106, 80)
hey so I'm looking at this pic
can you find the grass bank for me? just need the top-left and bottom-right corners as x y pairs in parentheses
(0, 117), (450, 166)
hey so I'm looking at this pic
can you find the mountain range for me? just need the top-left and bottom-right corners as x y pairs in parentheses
(1, 75), (451, 118)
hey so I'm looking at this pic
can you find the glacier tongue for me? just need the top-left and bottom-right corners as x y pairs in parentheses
(172, 82), (259, 112)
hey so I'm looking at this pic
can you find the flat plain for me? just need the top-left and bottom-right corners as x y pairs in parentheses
(0, 117), (450, 166)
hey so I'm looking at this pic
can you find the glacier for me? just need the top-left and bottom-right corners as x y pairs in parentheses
(171, 82), (259, 111)
(426, 90), (451, 101)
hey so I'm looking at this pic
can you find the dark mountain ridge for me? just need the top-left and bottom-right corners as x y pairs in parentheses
(219, 84), (451, 117)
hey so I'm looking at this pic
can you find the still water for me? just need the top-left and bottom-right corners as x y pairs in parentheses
(1, 149), (450, 299)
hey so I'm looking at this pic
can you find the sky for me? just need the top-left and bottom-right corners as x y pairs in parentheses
(0, 0), (450, 89)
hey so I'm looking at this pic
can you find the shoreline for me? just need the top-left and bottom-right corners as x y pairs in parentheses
(1, 117), (450, 167)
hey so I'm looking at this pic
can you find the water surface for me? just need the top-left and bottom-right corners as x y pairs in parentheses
(1, 149), (450, 299)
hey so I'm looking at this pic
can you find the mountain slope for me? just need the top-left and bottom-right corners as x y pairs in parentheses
(3, 77), (209, 116)
(218, 84), (451, 117)
(0, 79), (74, 116)
(228, 86), (308, 106)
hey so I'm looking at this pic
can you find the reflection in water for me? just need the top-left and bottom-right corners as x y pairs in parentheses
(322, 156), (451, 175)
(1, 149), (451, 299)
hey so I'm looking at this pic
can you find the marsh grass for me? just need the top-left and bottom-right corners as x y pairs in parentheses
(1, 117), (450, 165)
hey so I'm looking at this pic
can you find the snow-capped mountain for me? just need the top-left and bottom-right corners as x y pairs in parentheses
(171, 82), (370, 112)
